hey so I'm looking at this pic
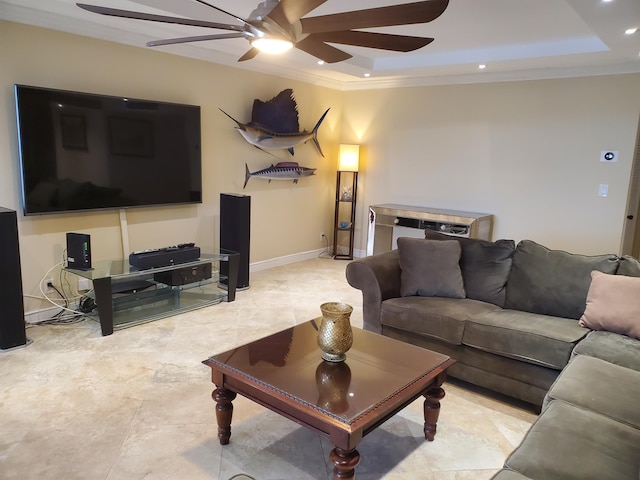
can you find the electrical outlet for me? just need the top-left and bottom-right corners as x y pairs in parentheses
(45, 278), (55, 291)
(320, 232), (325, 242)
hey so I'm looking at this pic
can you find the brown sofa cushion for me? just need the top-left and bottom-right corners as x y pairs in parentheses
(425, 230), (515, 307)
(463, 309), (588, 369)
(579, 271), (640, 340)
(544, 355), (640, 428)
(505, 240), (619, 319)
(381, 296), (500, 345)
(506, 400), (640, 480)
(397, 237), (465, 298)
(571, 330), (640, 371)
(617, 255), (640, 277)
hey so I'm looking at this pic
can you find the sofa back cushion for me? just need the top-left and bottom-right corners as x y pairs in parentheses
(397, 237), (466, 298)
(505, 240), (619, 319)
(617, 255), (640, 277)
(424, 230), (515, 306)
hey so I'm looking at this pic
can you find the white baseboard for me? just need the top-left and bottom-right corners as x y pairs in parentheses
(249, 247), (365, 273)
(25, 306), (65, 324)
(250, 248), (330, 272)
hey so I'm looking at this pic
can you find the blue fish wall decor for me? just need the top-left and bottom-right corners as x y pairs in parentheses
(221, 89), (329, 157)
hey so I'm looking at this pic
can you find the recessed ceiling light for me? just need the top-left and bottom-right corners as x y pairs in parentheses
(625, 28), (638, 35)
(317, 60), (325, 65)
(602, 0), (614, 3)
(364, 73), (371, 77)
(478, 64), (487, 69)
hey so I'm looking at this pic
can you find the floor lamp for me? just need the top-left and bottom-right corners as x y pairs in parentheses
(333, 144), (359, 260)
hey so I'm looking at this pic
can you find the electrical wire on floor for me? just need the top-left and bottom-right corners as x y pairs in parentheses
(318, 233), (334, 259)
(26, 255), (98, 327)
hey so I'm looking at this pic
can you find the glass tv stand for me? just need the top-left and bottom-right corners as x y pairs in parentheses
(65, 250), (239, 336)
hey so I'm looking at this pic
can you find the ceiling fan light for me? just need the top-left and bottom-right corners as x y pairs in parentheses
(251, 38), (293, 54)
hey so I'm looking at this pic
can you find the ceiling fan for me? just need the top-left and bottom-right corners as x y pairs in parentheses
(76, 0), (449, 64)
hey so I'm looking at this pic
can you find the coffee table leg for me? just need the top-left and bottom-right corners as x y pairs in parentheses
(329, 447), (360, 479)
(423, 386), (445, 441)
(213, 387), (237, 445)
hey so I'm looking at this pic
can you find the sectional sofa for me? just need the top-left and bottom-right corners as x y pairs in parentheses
(492, 331), (640, 479)
(346, 233), (640, 406)
(346, 233), (640, 478)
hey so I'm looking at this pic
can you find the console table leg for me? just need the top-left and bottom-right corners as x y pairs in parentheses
(213, 387), (236, 445)
(330, 447), (360, 479)
(423, 386), (445, 441)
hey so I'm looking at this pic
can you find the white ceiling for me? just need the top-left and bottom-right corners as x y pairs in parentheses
(1, 0), (639, 90)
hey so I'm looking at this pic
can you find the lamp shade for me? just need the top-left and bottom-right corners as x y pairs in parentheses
(338, 144), (360, 172)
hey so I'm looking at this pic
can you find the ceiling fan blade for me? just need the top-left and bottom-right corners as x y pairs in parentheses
(301, 0), (449, 34)
(147, 33), (246, 47)
(311, 31), (433, 52)
(238, 47), (260, 62)
(268, 0), (327, 28)
(294, 37), (352, 63)
(189, 0), (249, 27)
(76, 3), (244, 32)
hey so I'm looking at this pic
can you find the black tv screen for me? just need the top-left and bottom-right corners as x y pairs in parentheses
(15, 84), (202, 215)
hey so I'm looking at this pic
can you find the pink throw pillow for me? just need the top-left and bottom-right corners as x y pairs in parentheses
(579, 270), (640, 340)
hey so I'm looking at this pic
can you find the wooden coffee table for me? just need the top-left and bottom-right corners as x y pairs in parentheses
(203, 320), (454, 479)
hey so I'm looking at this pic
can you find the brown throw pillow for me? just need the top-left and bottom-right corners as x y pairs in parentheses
(424, 230), (515, 306)
(397, 237), (465, 298)
(579, 270), (640, 340)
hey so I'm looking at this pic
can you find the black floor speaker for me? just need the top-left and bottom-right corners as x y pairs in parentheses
(220, 193), (250, 289)
(0, 207), (28, 349)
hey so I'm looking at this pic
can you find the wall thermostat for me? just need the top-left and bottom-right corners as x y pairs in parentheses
(600, 150), (619, 162)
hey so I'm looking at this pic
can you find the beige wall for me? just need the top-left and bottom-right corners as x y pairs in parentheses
(343, 76), (640, 256)
(2, 21), (640, 317)
(0, 21), (342, 313)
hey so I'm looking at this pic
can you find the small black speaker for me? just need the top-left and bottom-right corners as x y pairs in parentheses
(66, 232), (92, 270)
(220, 193), (250, 289)
(0, 207), (28, 350)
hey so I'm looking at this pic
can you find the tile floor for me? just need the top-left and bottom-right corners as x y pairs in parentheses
(0, 257), (536, 480)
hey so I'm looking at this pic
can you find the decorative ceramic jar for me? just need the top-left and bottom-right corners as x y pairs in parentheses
(317, 302), (353, 362)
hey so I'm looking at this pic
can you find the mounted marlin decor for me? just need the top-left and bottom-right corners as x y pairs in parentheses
(220, 89), (329, 157)
(244, 162), (316, 188)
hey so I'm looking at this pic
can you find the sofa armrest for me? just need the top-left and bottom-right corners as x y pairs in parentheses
(346, 250), (401, 333)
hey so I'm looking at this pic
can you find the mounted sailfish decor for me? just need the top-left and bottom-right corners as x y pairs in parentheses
(220, 89), (328, 157)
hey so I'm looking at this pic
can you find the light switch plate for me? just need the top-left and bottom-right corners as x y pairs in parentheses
(599, 184), (609, 197)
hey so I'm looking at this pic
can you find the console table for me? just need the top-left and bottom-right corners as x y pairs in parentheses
(367, 204), (494, 255)
(65, 250), (239, 336)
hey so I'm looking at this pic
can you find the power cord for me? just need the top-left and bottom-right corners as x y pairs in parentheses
(318, 233), (333, 259)
(28, 257), (94, 326)
(79, 296), (97, 313)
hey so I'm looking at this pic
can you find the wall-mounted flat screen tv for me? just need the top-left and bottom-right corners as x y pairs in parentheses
(15, 84), (202, 216)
